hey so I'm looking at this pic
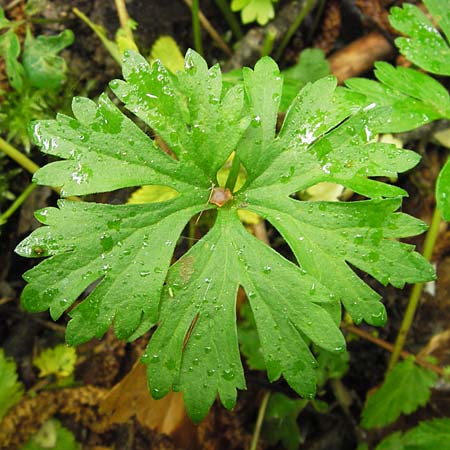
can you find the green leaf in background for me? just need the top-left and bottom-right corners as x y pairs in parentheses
(0, 348), (24, 420)
(22, 28), (74, 89)
(231, 0), (277, 25)
(0, 29), (25, 90)
(280, 48), (330, 112)
(149, 35), (185, 73)
(315, 348), (349, 387)
(21, 419), (80, 450)
(263, 393), (307, 450)
(389, 0), (450, 76)
(0, 6), (11, 29)
(375, 418), (450, 450)
(17, 50), (435, 421)
(361, 358), (437, 429)
(238, 301), (266, 371)
(33, 344), (76, 379)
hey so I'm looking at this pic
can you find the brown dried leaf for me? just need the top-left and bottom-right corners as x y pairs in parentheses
(99, 360), (196, 445)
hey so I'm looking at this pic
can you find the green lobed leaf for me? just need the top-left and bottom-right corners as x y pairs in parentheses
(375, 418), (450, 450)
(361, 358), (437, 429)
(346, 62), (450, 133)
(0, 348), (24, 420)
(389, 1), (450, 76)
(22, 28), (74, 89)
(231, 0), (277, 25)
(17, 50), (435, 421)
(33, 344), (76, 379)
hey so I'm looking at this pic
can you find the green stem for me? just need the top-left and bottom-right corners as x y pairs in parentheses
(191, 0), (203, 55)
(0, 183), (37, 225)
(73, 7), (122, 65)
(261, 28), (277, 57)
(114, 0), (136, 44)
(225, 154), (241, 192)
(249, 391), (270, 450)
(387, 206), (442, 371)
(0, 136), (40, 174)
(274, 0), (317, 61)
(214, 0), (243, 39)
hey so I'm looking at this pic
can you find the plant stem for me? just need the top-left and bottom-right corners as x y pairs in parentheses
(214, 0), (243, 39)
(225, 154), (241, 192)
(0, 183), (37, 225)
(261, 28), (277, 57)
(0, 136), (40, 174)
(249, 391), (270, 450)
(73, 7), (122, 65)
(190, 0), (203, 55)
(387, 206), (442, 372)
(114, 0), (135, 44)
(182, 0), (232, 56)
(274, 0), (317, 61)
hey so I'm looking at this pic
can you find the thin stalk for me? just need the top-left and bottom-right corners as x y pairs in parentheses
(0, 136), (40, 174)
(183, 0), (232, 56)
(249, 391), (270, 450)
(191, 0), (204, 55)
(73, 8), (122, 65)
(0, 183), (36, 225)
(214, 0), (243, 39)
(261, 28), (277, 57)
(114, 0), (135, 45)
(274, 0), (317, 61)
(225, 154), (241, 192)
(387, 206), (442, 371)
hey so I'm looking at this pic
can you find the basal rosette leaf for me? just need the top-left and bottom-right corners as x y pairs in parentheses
(144, 209), (344, 420)
(16, 196), (205, 344)
(17, 50), (435, 421)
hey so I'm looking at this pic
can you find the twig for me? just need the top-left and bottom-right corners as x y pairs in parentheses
(328, 31), (393, 83)
(249, 391), (270, 450)
(343, 323), (445, 376)
(0, 297), (14, 306)
(182, 0), (232, 56)
(387, 206), (442, 371)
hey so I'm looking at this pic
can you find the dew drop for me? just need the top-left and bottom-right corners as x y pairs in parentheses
(222, 368), (235, 380)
